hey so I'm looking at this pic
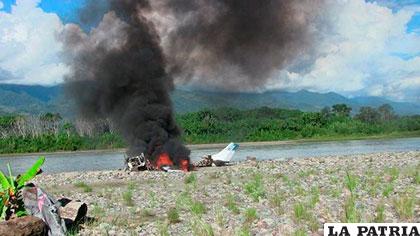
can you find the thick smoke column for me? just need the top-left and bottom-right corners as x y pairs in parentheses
(153, 0), (325, 90)
(63, 0), (324, 166)
(63, 0), (190, 166)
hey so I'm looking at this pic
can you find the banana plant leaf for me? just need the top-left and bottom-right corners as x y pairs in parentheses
(7, 164), (15, 192)
(0, 171), (10, 190)
(17, 156), (45, 188)
(0, 193), (7, 220)
(16, 209), (27, 217)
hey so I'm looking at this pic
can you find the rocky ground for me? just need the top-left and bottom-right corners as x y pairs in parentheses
(34, 151), (420, 236)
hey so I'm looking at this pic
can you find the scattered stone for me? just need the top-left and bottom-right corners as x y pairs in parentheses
(32, 151), (420, 235)
(246, 156), (257, 161)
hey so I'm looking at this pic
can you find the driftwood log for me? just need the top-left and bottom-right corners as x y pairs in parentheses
(0, 216), (47, 236)
(60, 200), (88, 226)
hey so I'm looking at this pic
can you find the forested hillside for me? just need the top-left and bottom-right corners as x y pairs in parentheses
(1, 84), (420, 116)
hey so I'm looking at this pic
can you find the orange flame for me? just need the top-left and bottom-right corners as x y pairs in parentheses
(155, 152), (173, 169)
(180, 159), (189, 172)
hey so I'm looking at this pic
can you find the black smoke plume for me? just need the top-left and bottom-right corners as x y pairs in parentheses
(63, 0), (324, 165)
(154, 0), (325, 90)
(63, 0), (190, 166)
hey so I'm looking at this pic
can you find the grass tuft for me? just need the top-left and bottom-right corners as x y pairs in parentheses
(157, 221), (169, 236)
(74, 181), (93, 193)
(374, 202), (385, 223)
(293, 228), (308, 236)
(176, 192), (193, 210)
(167, 207), (181, 224)
(91, 203), (105, 217)
(414, 170), (420, 184)
(393, 195), (415, 220)
(216, 206), (225, 227)
(269, 192), (285, 215)
(191, 218), (214, 236)
(236, 226), (251, 236)
(244, 173), (266, 202)
(293, 202), (309, 222)
(190, 201), (207, 215)
(225, 194), (240, 214)
(344, 171), (358, 195)
(382, 183), (394, 197)
(343, 196), (360, 223)
(122, 189), (134, 207)
(386, 167), (400, 182)
(244, 208), (258, 224)
(309, 186), (320, 208)
(185, 173), (197, 185)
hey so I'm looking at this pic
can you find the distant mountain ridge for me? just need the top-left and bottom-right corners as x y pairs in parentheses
(0, 84), (419, 116)
(172, 89), (420, 115)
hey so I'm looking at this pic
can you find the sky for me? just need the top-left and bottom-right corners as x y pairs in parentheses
(0, 0), (419, 103)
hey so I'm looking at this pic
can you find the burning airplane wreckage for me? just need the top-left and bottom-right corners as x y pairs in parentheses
(125, 143), (239, 172)
(63, 0), (324, 172)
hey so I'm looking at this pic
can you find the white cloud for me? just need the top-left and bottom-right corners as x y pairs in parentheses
(0, 0), (418, 103)
(0, 1), (3, 10)
(268, 0), (420, 103)
(0, 0), (69, 85)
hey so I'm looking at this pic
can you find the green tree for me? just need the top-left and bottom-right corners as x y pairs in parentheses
(355, 106), (380, 124)
(332, 104), (352, 117)
(321, 106), (332, 118)
(378, 104), (396, 121)
(40, 113), (62, 122)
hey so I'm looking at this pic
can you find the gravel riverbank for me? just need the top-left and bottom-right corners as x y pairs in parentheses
(34, 151), (419, 236)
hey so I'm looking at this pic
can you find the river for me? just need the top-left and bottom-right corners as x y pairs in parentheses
(1, 137), (419, 174)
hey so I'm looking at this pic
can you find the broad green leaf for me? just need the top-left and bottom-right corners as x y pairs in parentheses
(0, 171), (10, 190)
(0, 206), (3, 220)
(17, 156), (45, 187)
(16, 209), (27, 217)
(0, 198), (7, 220)
(7, 164), (15, 190)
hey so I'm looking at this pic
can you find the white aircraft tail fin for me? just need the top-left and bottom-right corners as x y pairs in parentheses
(212, 143), (239, 163)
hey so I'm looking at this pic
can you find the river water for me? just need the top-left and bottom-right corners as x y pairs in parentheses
(1, 137), (419, 174)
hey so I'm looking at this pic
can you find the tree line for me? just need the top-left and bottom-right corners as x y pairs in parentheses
(0, 104), (419, 154)
(176, 104), (420, 143)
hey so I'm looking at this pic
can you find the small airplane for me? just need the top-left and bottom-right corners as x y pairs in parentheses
(211, 142), (239, 166)
(126, 142), (240, 172)
(193, 142), (240, 167)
